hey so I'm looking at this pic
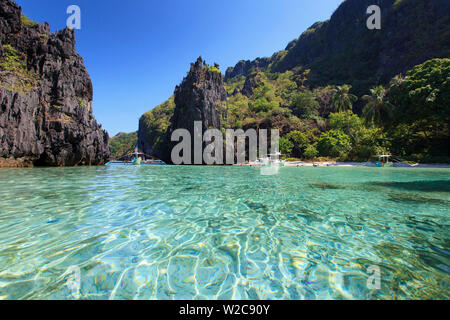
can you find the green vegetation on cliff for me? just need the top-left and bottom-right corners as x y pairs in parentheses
(204, 65), (221, 74)
(0, 44), (27, 73)
(138, 97), (175, 157)
(139, 58), (449, 163)
(222, 58), (449, 162)
(20, 14), (37, 27)
(110, 132), (137, 159)
(226, 0), (450, 96)
(222, 68), (382, 161)
(0, 44), (39, 93)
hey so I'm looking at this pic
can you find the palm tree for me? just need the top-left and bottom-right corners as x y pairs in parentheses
(389, 75), (405, 88)
(362, 85), (394, 126)
(362, 85), (394, 148)
(331, 85), (358, 136)
(331, 85), (357, 113)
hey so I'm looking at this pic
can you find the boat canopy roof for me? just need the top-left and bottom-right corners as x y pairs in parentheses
(117, 147), (163, 161)
(269, 152), (283, 156)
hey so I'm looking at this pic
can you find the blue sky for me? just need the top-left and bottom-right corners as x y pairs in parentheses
(16, 0), (343, 136)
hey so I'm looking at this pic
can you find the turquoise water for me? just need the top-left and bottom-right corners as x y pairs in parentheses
(0, 166), (449, 300)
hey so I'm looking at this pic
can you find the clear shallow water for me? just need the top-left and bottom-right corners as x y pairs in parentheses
(0, 166), (449, 300)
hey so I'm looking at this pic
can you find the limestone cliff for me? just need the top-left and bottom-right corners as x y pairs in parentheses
(0, 0), (110, 167)
(138, 57), (226, 164)
(225, 0), (450, 95)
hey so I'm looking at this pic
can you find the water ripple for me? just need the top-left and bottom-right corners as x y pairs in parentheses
(0, 166), (449, 299)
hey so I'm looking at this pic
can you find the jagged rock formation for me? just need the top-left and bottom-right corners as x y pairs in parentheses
(0, 0), (109, 167)
(164, 57), (226, 163)
(241, 72), (265, 97)
(224, 57), (270, 82)
(225, 0), (450, 95)
(138, 57), (226, 163)
(170, 58), (225, 135)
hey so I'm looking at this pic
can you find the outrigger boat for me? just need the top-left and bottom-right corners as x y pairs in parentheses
(375, 154), (393, 167)
(106, 147), (166, 166)
(236, 152), (286, 167)
(259, 152), (286, 166)
(267, 152), (286, 167)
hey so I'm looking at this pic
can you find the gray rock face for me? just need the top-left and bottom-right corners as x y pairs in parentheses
(161, 57), (226, 163)
(224, 58), (270, 82)
(241, 72), (265, 97)
(0, 0), (110, 167)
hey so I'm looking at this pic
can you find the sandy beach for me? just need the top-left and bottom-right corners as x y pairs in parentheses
(284, 161), (450, 168)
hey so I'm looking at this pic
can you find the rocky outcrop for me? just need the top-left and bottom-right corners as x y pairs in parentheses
(241, 72), (265, 97)
(170, 58), (225, 133)
(138, 57), (226, 164)
(165, 57), (226, 163)
(0, 0), (109, 167)
(224, 57), (270, 82)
